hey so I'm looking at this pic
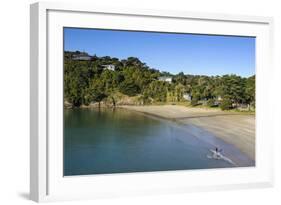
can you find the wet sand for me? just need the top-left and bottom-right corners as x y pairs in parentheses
(121, 105), (255, 161)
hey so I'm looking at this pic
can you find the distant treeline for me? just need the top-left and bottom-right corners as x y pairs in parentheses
(64, 51), (255, 110)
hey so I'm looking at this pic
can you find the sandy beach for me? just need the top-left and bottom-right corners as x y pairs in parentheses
(121, 105), (255, 161)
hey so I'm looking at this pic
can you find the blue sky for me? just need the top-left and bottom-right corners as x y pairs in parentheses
(64, 28), (255, 77)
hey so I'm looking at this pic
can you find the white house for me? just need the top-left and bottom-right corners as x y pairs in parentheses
(158, 76), (172, 83)
(102, 64), (115, 71)
(183, 93), (192, 101)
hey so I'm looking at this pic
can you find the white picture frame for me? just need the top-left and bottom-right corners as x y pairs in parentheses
(30, 1), (274, 202)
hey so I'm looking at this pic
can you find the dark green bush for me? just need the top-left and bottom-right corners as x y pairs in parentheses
(207, 99), (215, 107)
(220, 97), (232, 110)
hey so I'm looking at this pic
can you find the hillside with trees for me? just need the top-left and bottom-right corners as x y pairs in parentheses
(64, 51), (255, 111)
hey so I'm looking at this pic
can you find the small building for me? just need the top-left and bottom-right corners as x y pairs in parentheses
(102, 64), (115, 71)
(158, 76), (172, 83)
(183, 93), (192, 101)
(72, 53), (92, 61)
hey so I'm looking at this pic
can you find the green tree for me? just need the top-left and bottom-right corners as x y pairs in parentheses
(245, 75), (255, 110)
(63, 51), (255, 110)
(220, 75), (245, 107)
(119, 79), (140, 96)
(220, 95), (233, 110)
(90, 79), (107, 107)
(174, 83), (186, 102)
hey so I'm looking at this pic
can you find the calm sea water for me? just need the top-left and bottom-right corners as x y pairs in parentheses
(64, 108), (234, 176)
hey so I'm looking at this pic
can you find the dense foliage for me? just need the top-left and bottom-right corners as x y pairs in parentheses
(64, 51), (255, 110)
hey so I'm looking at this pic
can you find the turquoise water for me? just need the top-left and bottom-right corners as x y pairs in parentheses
(64, 108), (235, 176)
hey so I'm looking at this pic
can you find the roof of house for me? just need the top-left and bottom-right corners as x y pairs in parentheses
(158, 76), (172, 79)
(72, 53), (92, 60)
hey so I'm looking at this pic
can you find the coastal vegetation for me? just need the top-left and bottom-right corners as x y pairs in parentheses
(64, 51), (255, 111)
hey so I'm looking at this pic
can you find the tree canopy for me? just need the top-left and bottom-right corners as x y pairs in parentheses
(64, 51), (255, 110)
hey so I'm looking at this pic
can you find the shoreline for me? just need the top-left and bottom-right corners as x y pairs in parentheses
(120, 105), (255, 161)
(64, 104), (255, 163)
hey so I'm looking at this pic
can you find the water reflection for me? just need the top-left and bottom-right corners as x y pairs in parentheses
(64, 108), (233, 176)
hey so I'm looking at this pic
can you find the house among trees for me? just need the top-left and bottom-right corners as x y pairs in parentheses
(64, 51), (255, 111)
(72, 52), (92, 61)
(217, 96), (223, 101)
(158, 76), (172, 83)
(102, 64), (115, 71)
(183, 93), (192, 101)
